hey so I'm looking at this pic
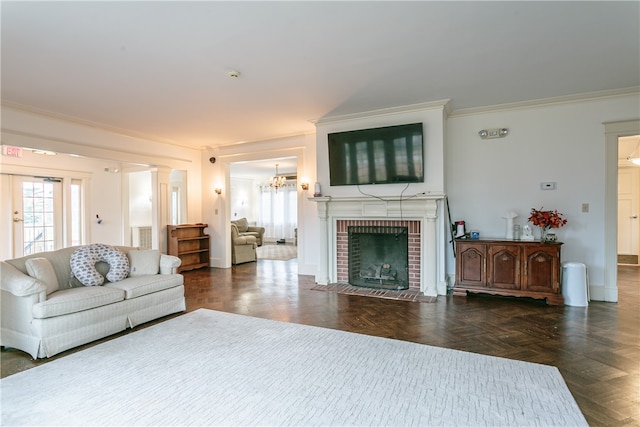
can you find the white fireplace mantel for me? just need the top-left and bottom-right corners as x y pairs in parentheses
(310, 194), (447, 297)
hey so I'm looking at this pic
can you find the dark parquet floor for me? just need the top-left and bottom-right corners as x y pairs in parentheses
(2, 260), (639, 426)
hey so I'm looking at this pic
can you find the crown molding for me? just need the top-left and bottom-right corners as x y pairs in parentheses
(312, 99), (451, 126)
(0, 128), (193, 165)
(1, 101), (199, 150)
(448, 87), (640, 117)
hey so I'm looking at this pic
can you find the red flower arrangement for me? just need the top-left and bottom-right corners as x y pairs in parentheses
(528, 207), (567, 229)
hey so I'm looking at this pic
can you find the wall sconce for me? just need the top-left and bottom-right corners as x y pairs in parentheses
(478, 128), (509, 139)
(627, 141), (640, 165)
(300, 182), (309, 191)
(214, 187), (222, 195)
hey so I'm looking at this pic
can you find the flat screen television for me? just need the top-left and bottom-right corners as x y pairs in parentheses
(328, 122), (424, 186)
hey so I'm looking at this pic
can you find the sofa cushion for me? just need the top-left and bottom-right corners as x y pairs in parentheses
(128, 250), (160, 277)
(70, 244), (130, 286)
(32, 287), (125, 319)
(0, 261), (46, 297)
(233, 217), (249, 233)
(104, 274), (184, 299)
(25, 257), (59, 295)
(5, 246), (77, 290)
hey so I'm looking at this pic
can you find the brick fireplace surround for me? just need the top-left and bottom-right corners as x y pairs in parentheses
(311, 195), (446, 297)
(337, 219), (421, 290)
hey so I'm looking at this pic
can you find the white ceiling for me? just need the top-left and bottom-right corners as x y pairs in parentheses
(230, 156), (298, 180)
(1, 1), (639, 151)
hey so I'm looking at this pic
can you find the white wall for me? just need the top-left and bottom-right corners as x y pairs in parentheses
(0, 105), (203, 258)
(230, 177), (258, 222)
(129, 171), (152, 227)
(446, 93), (640, 296)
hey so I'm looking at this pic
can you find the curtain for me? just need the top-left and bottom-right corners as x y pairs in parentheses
(258, 183), (297, 240)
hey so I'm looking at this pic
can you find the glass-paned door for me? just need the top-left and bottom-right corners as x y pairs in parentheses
(12, 176), (63, 256)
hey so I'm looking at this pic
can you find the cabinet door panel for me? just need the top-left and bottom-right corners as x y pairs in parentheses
(524, 246), (560, 292)
(488, 245), (521, 289)
(457, 243), (486, 287)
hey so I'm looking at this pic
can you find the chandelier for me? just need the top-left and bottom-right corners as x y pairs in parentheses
(269, 164), (287, 191)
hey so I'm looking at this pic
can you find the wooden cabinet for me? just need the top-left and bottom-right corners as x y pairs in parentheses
(167, 224), (210, 273)
(454, 239), (563, 305)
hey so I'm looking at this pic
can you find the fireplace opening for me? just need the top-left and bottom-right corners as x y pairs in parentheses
(348, 226), (409, 290)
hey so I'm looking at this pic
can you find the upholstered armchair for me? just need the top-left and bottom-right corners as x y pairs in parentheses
(231, 223), (257, 265)
(231, 218), (265, 247)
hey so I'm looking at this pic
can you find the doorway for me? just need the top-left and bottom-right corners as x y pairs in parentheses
(11, 176), (63, 256)
(604, 120), (640, 302)
(230, 157), (298, 245)
(618, 135), (640, 265)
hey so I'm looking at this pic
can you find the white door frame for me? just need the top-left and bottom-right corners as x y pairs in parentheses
(0, 164), (91, 260)
(604, 120), (640, 302)
(617, 167), (639, 263)
(11, 175), (63, 257)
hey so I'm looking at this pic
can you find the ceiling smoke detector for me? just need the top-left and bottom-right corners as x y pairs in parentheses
(227, 70), (240, 78)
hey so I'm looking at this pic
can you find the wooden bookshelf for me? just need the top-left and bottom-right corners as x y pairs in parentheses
(167, 224), (210, 273)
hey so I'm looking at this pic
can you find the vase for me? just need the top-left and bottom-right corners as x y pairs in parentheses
(540, 226), (549, 242)
(540, 227), (557, 242)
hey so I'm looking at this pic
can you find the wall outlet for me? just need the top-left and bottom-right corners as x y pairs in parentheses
(581, 203), (589, 213)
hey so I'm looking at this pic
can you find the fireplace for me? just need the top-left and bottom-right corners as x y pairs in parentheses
(348, 226), (409, 290)
(311, 196), (445, 297)
(337, 219), (421, 291)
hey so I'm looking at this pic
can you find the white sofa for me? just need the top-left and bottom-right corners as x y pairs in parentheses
(1, 245), (186, 359)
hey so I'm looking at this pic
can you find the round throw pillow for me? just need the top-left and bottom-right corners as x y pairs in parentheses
(70, 244), (129, 286)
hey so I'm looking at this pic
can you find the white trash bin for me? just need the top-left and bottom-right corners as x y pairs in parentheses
(561, 262), (589, 307)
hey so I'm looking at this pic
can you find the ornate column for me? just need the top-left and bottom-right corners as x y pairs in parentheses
(150, 166), (171, 253)
(422, 199), (438, 297)
(313, 197), (330, 285)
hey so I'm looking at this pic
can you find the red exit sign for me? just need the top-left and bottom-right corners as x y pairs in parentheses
(2, 146), (23, 157)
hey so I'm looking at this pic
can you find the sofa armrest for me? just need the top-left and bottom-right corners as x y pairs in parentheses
(159, 254), (182, 275)
(0, 261), (47, 298)
(247, 226), (265, 235)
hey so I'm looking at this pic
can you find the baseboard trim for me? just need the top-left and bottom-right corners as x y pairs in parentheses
(588, 284), (618, 303)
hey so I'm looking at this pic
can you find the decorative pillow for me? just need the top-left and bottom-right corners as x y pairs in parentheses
(128, 249), (160, 277)
(25, 257), (59, 295)
(68, 261), (111, 288)
(234, 218), (249, 233)
(70, 244), (129, 286)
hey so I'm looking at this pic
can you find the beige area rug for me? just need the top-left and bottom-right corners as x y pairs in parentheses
(312, 283), (438, 303)
(257, 242), (297, 261)
(0, 309), (587, 426)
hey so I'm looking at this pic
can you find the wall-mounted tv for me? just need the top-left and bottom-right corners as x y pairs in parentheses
(328, 122), (424, 186)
